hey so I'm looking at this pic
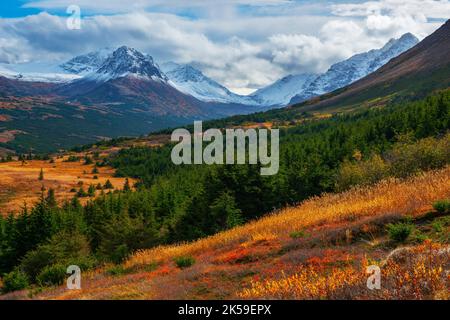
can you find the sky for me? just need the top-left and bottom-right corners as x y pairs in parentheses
(0, 0), (449, 94)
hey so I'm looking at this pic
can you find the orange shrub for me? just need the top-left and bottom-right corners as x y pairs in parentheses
(238, 241), (449, 300)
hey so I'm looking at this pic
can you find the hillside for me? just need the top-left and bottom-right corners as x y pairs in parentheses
(159, 20), (449, 135)
(4, 167), (447, 300)
(0, 87), (448, 299)
(289, 33), (419, 105)
(290, 19), (450, 113)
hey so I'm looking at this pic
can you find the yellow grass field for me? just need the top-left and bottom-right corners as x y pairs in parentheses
(15, 166), (448, 300)
(0, 157), (134, 215)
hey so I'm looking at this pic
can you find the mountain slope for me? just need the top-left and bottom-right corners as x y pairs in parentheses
(57, 47), (214, 117)
(161, 62), (255, 105)
(0, 62), (81, 83)
(291, 20), (450, 112)
(60, 48), (113, 75)
(250, 73), (318, 106)
(0, 47), (262, 152)
(0, 48), (112, 83)
(13, 167), (448, 300)
(290, 33), (419, 104)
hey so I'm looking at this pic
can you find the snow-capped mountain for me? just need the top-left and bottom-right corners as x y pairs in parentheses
(0, 61), (81, 83)
(60, 48), (112, 75)
(0, 34), (420, 108)
(0, 49), (114, 83)
(250, 73), (318, 106)
(290, 33), (419, 104)
(86, 46), (168, 83)
(161, 62), (255, 105)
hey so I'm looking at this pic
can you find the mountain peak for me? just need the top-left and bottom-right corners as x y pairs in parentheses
(382, 33), (419, 52)
(113, 46), (143, 61)
(399, 32), (419, 42)
(163, 63), (205, 83)
(60, 47), (113, 74)
(160, 62), (255, 105)
(289, 34), (419, 105)
(92, 46), (167, 82)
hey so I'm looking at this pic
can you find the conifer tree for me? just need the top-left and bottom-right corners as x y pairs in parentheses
(88, 185), (96, 197)
(104, 179), (114, 190)
(123, 178), (131, 192)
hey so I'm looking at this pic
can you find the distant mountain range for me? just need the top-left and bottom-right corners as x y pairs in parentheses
(0, 31), (427, 152)
(252, 33), (419, 106)
(0, 33), (418, 108)
(288, 19), (450, 113)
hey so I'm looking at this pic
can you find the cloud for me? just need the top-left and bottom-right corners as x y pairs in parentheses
(0, 1), (448, 93)
(23, 0), (289, 14)
(331, 0), (450, 19)
(331, 0), (450, 38)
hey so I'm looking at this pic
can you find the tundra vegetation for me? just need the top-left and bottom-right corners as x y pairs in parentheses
(0, 90), (449, 297)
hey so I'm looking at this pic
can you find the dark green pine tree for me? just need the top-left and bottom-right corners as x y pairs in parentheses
(104, 179), (114, 190)
(88, 184), (96, 197)
(209, 191), (243, 232)
(28, 194), (54, 246)
(123, 178), (131, 192)
(45, 188), (57, 208)
(38, 168), (44, 181)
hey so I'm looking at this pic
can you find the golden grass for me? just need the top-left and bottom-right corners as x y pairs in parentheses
(127, 166), (450, 269)
(0, 157), (134, 215)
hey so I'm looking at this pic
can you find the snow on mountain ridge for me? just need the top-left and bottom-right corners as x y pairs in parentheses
(60, 48), (113, 75)
(0, 61), (82, 83)
(290, 33), (419, 104)
(87, 46), (168, 83)
(250, 73), (318, 107)
(161, 62), (256, 105)
(0, 34), (420, 107)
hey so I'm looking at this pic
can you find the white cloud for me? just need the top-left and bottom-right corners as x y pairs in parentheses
(23, 0), (289, 13)
(332, 0), (450, 38)
(332, 0), (450, 19)
(0, 0), (448, 93)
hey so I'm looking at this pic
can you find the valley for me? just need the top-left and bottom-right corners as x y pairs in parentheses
(0, 32), (421, 154)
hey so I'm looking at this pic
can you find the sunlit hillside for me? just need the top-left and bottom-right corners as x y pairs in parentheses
(11, 166), (448, 300)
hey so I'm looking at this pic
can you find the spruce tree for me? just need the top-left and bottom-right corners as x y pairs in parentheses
(123, 178), (131, 192)
(88, 185), (96, 197)
(45, 188), (57, 208)
(104, 180), (114, 190)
